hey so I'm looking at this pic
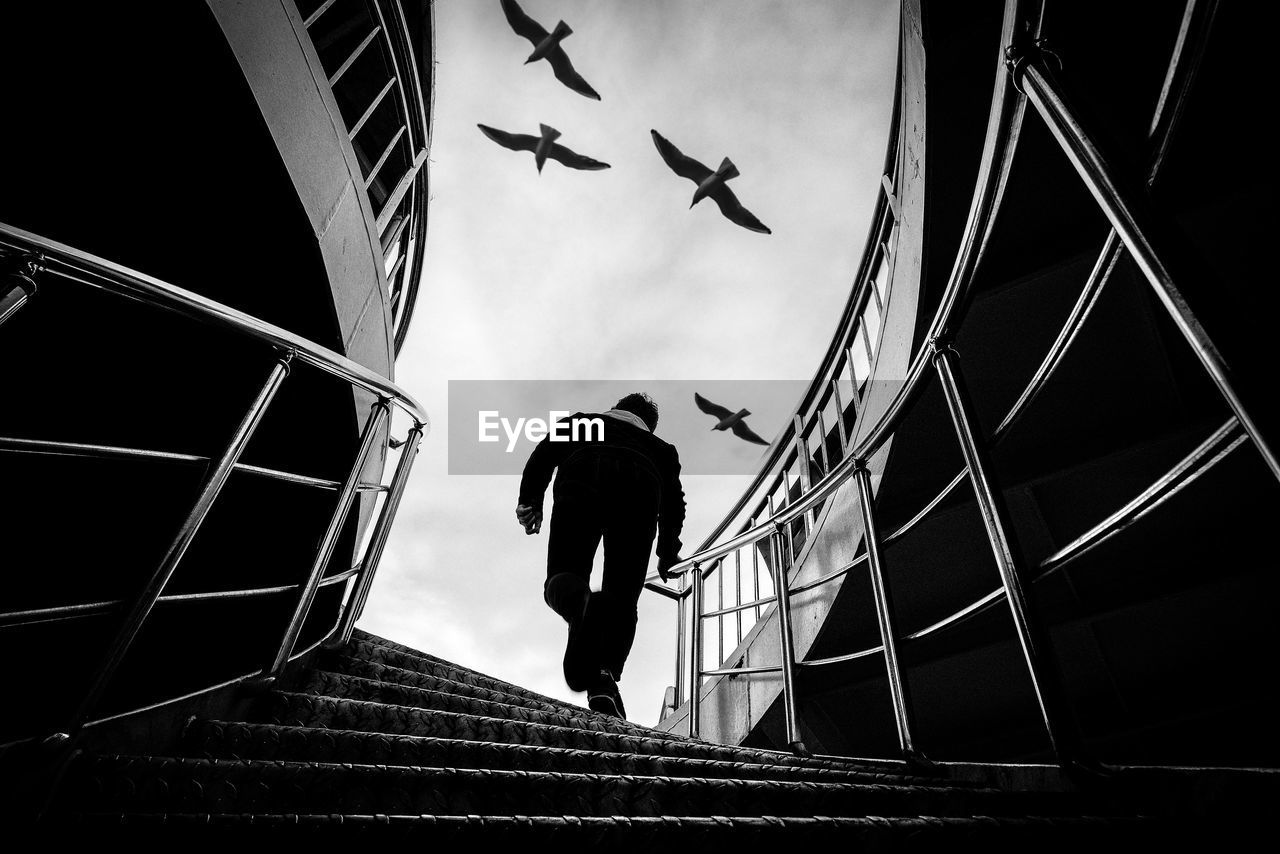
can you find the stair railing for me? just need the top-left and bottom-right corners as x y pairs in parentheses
(0, 222), (427, 743)
(651, 0), (1266, 774)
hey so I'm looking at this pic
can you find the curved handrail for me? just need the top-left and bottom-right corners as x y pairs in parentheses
(663, 0), (1246, 764)
(0, 563), (364, 629)
(0, 222), (429, 426)
(659, 0), (1033, 588)
(0, 435), (389, 493)
(796, 416), (1243, 669)
(0, 219), (429, 742)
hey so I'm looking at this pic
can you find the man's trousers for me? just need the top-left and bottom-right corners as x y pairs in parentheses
(542, 448), (659, 691)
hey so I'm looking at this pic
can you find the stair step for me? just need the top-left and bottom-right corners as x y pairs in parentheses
(327, 654), (590, 718)
(185, 720), (950, 786)
(61, 754), (1080, 819)
(264, 693), (913, 774)
(300, 670), (664, 739)
(53, 811), (1156, 842)
(343, 636), (563, 708)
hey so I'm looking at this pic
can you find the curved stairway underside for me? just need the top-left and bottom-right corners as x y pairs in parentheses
(34, 630), (1248, 844)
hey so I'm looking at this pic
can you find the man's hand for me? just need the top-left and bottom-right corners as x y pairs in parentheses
(657, 553), (682, 583)
(515, 504), (543, 535)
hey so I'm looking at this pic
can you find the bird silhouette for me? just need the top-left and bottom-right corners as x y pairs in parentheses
(500, 0), (601, 100)
(694, 392), (770, 446)
(651, 130), (771, 234)
(478, 123), (610, 173)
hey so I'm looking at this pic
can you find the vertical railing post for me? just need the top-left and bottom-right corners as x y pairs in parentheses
(854, 463), (922, 761)
(1008, 40), (1280, 484)
(62, 351), (294, 735)
(263, 398), (391, 679)
(673, 572), (686, 709)
(933, 342), (1081, 766)
(688, 561), (703, 737)
(328, 418), (423, 648)
(1, 253), (41, 328)
(771, 523), (807, 754)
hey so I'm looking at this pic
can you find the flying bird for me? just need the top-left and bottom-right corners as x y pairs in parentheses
(651, 130), (772, 234)
(500, 0), (601, 101)
(695, 392), (771, 446)
(477, 123), (610, 173)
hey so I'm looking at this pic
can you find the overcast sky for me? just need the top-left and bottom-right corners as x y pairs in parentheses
(360, 0), (899, 726)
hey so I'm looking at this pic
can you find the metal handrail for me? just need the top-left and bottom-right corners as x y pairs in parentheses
(0, 220), (427, 742)
(0, 224), (428, 423)
(0, 564), (365, 630)
(0, 435), (389, 493)
(665, 0), (1255, 772)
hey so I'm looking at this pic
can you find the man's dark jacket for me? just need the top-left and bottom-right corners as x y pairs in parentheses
(518, 412), (686, 563)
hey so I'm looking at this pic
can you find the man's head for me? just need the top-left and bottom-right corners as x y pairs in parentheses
(614, 392), (659, 432)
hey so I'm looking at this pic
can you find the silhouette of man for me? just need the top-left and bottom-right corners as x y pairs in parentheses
(516, 393), (686, 719)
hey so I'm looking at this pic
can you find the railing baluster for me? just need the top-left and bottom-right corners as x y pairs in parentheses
(688, 561), (703, 737)
(735, 547), (743, 645)
(751, 521), (761, 621)
(264, 398), (391, 679)
(717, 557), (724, 665)
(62, 351), (294, 734)
(1009, 41), (1280, 484)
(853, 464), (921, 761)
(933, 342), (1080, 767)
(329, 420), (424, 647)
(674, 573), (686, 709)
(830, 376), (848, 459)
(772, 524), (806, 754)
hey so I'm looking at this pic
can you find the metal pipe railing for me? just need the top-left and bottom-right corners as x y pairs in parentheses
(772, 524), (805, 753)
(65, 352), (294, 734)
(688, 562), (703, 737)
(1011, 38), (1279, 484)
(0, 224), (428, 423)
(265, 399), (391, 678)
(934, 343), (1079, 765)
(854, 464), (919, 760)
(1, 221), (428, 743)
(333, 421), (425, 645)
(654, 0), (1247, 777)
(0, 435), (388, 493)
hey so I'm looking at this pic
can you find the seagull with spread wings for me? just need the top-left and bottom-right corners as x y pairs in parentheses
(478, 123), (611, 174)
(695, 392), (771, 446)
(651, 130), (772, 235)
(499, 0), (601, 101)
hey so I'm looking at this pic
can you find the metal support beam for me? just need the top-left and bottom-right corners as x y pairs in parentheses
(1010, 41), (1280, 484)
(265, 398), (390, 678)
(65, 351), (294, 734)
(772, 525), (806, 754)
(933, 343), (1080, 766)
(688, 562), (703, 737)
(854, 465), (922, 761)
(329, 422), (424, 647)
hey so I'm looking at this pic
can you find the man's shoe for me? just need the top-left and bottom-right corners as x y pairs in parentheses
(588, 668), (627, 719)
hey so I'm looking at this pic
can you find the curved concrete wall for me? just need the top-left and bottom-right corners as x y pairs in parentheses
(657, 0), (928, 745)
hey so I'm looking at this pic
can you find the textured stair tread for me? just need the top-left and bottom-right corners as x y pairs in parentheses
(346, 634), (566, 707)
(325, 660), (586, 717)
(328, 655), (597, 718)
(187, 720), (953, 786)
(58, 811), (1157, 843)
(65, 754), (1083, 819)
(301, 670), (666, 739)
(265, 693), (922, 774)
